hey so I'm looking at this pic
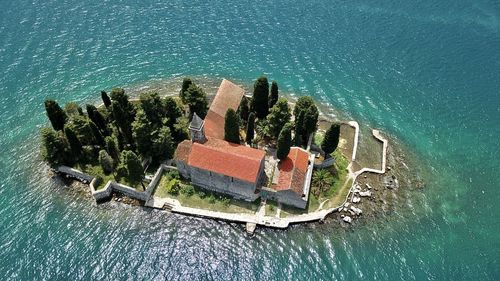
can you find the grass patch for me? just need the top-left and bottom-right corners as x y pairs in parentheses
(265, 200), (278, 216)
(153, 171), (260, 214)
(314, 131), (324, 146)
(76, 163), (144, 191)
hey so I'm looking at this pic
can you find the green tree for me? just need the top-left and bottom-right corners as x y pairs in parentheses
(251, 76), (269, 119)
(119, 150), (145, 188)
(151, 126), (174, 163)
(140, 92), (165, 127)
(65, 115), (94, 145)
(163, 97), (183, 128)
(293, 96), (318, 146)
(44, 99), (67, 131)
(105, 135), (120, 161)
(268, 80), (279, 109)
(172, 116), (190, 143)
(64, 127), (82, 159)
(101, 91), (111, 108)
(86, 104), (108, 134)
(98, 150), (114, 174)
(312, 169), (335, 197)
(41, 127), (71, 167)
(245, 112), (255, 145)
(90, 121), (105, 146)
(132, 110), (153, 158)
(322, 123), (341, 156)
(266, 97), (291, 139)
(276, 123), (292, 160)
(224, 108), (240, 143)
(184, 83), (208, 119)
(303, 105), (319, 140)
(238, 96), (250, 125)
(179, 77), (193, 104)
(111, 97), (135, 145)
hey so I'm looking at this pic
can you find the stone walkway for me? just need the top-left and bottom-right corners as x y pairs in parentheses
(143, 121), (389, 230)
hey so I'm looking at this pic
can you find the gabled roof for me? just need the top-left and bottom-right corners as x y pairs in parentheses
(274, 147), (310, 195)
(204, 79), (244, 139)
(187, 138), (265, 183)
(189, 112), (204, 130)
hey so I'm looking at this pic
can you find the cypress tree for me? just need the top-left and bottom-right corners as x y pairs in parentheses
(40, 127), (71, 167)
(238, 96), (250, 125)
(44, 99), (67, 131)
(151, 126), (174, 163)
(322, 123), (341, 156)
(224, 108), (240, 144)
(140, 92), (165, 128)
(163, 96), (183, 128)
(98, 150), (114, 174)
(64, 127), (82, 159)
(105, 135), (120, 161)
(131, 110), (153, 158)
(245, 112), (255, 145)
(251, 76), (269, 119)
(90, 121), (105, 146)
(101, 91), (111, 108)
(276, 123), (292, 160)
(303, 104), (319, 140)
(86, 104), (108, 134)
(179, 78), (193, 104)
(184, 83), (208, 119)
(120, 150), (144, 187)
(268, 80), (279, 109)
(266, 97), (291, 139)
(111, 100), (134, 144)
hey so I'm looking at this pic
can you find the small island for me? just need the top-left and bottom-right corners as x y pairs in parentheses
(41, 76), (391, 232)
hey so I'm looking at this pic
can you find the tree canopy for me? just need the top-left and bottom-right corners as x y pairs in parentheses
(224, 108), (240, 144)
(276, 123), (292, 160)
(44, 99), (67, 131)
(268, 80), (279, 109)
(184, 83), (208, 119)
(179, 77), (193, 104)
(293, 96), (319, 146)
(101, 91), (111, 108)
(41, 127), (71, 167)
(251, 76), (269, 119)
(321, 123), (340, 156)
(98, 150), (114, 174)
(132, 110), (153, 158)
(118, 150), (144, 186)
(245, 112), (255, 145)
(266, 97), (291, 139)
(238, 96), (250, 125)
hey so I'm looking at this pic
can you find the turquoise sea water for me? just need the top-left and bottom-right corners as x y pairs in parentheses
(1, 0), (499, 280)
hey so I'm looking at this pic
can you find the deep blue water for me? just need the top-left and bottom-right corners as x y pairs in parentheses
(1, 0), (499, 280)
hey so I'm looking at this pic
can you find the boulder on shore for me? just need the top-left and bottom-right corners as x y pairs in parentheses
(343, 216), (353, 223)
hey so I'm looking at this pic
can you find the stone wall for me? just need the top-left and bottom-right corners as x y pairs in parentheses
(189, 166), (260, 201)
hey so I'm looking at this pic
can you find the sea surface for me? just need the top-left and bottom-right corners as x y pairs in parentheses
(1, 0), (499, 280)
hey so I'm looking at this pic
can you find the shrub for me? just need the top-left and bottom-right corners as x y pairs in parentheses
(208, 194), (216, 204)
(166, 179), (180, 195)
(222, 197), (231, 207)
(198, 191), (206, 198)
(181, 184), (195, 197)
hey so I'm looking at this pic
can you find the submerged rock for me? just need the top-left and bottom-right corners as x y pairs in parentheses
(350, 206), (363, 215)
(343, 216), (353, 223)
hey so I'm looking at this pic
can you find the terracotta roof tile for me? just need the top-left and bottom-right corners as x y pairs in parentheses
(174, 140), (192, 163)
(274, 147), (310, 195)
(188, 138), (265, 183)
(204, 79), (244, 139)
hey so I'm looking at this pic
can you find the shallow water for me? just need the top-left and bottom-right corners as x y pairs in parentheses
(0, 0), (499, 280)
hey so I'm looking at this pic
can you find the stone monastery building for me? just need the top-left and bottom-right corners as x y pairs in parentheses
(174, 79), (314, 209)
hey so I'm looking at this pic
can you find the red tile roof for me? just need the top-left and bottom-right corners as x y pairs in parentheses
(174, 140), (192, 163)
(204, 79), (245, 139)
(274, 147), (310, 195)
(187, 138), (265, 183)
